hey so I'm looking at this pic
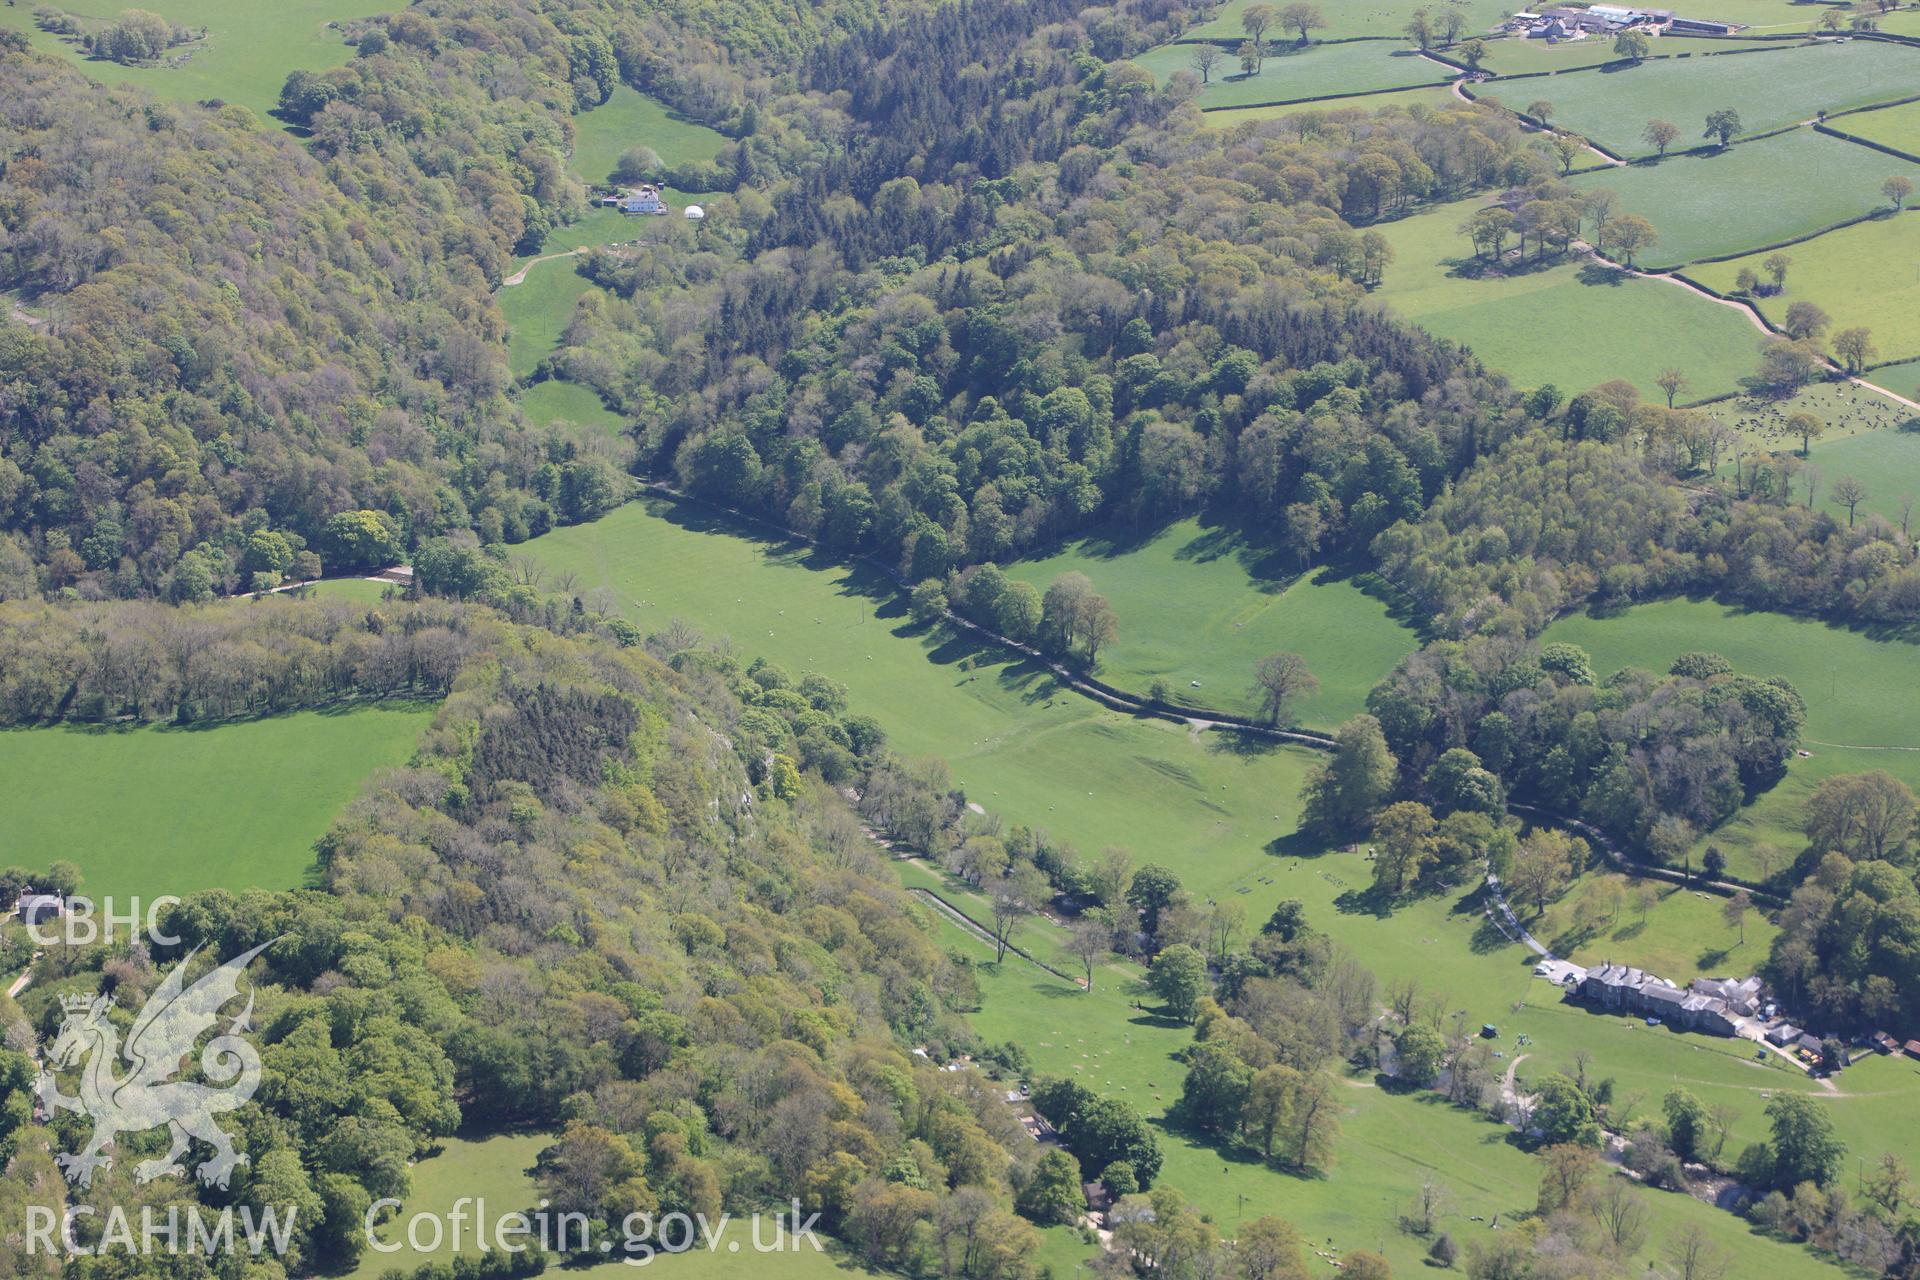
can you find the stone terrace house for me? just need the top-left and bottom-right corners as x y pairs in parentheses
(1576, 963), (1761, 1036)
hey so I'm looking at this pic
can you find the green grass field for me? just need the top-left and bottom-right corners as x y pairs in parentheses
(0, 704), (431, 898)
(525, 497), (1328, 880)
(1542, 870), (1779, 979)
(499, 259), (599, 380)
(1706, 379), (1920, 522)
(1371, 197), (1765, 400)
(350, 1133), (550, 1279)
(569, 84), (729, 184)
(998, 519), (1418, 727)
(1829, 96), (1920, 159)
(1688, 212), (1920, 361)
(1543, 598), (1920, 881)
(1714, 379), (1915, 447)
(1874, 358), (1920, 400)
(1136, 39), (1452, 107)
(1475, 34), (1621, 77)
(1184, 0), (1512, 42)
(1876, 5), (1920, 36)
(302, 577), (399, 604)
(1202, 84), (1458, 128)
(519, 378), (625, 435)
(1481, 40), (1920, 157)
(1475, 32), (1736, 77)
(1637, 0), (1892, 29)
(1570, 129), (1920, 268)
(517, 209), (634, 265)
(0, 0), (386, 120)
(1791, 420), (1920, 521)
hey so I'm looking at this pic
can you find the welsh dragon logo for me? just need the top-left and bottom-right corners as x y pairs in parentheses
(37, 940), (276, 1189)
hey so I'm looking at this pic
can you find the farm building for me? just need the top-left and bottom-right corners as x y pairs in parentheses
(14, 892), (61, 925)
(618, 185), (669, 216)
(1907, 1040), (1920, 1059)
(1509, 5), (1748, 38)
(1574, 962), (1757, 1035)
(1690, 974), (1764, 1017)
(1668, 15), (1745, 34)
(1519, 5), (1662, 35)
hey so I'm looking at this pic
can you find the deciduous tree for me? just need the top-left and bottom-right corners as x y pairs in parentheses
(1832, 326), (1876, 373)
(1149, 943), (1209, 1022)
(1252, 651), (1320, 725)
(1280, 2), (1324, 44)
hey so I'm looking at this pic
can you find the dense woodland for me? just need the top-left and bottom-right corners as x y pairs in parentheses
(1366, 635), (1807, 857)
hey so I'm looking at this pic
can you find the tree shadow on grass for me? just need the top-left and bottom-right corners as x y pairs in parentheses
(1019, 507), (1305, 586)
(1448, 882), (1503, 923)
(1317, 565), (1432, 637)
(1147, 1117), (1331, 1182)
(1181, 517), (1303, 585)
(921, 625), (1008, 669)
(1334, 884), (1396, 918)
(1204, 727), (1291, 758)
(1576, 260), (1633, 288)
(1547, 922), (1600, 956)
(1036, 518), (1170, 562)
(913, 623), (1070, 706)
(1263, 829), (1334, 861)
(1128, 1009), (1193, 1033)
(1171, 521), (1251, 567)
(1556, 587), (1920, 648)
(995, 659), (1068, 707)
(1442, 250), (1572, 284)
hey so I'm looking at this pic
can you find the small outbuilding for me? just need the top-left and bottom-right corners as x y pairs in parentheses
(15, 893), (61, 926)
